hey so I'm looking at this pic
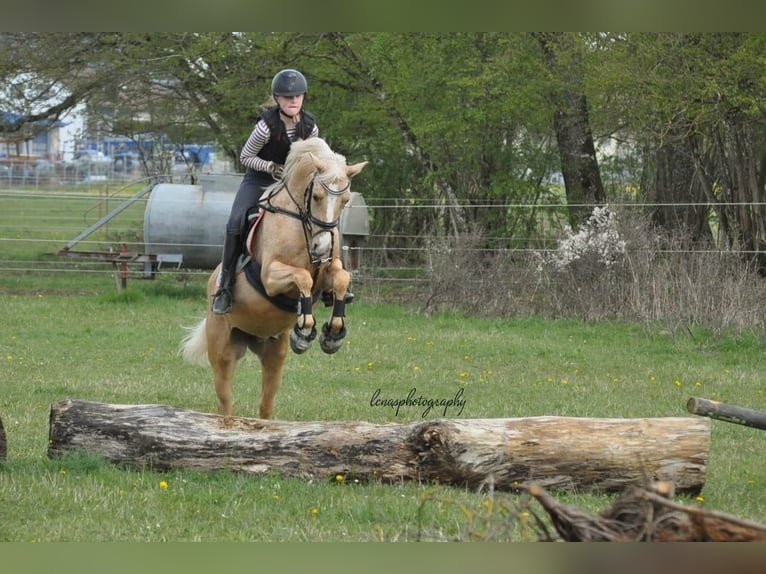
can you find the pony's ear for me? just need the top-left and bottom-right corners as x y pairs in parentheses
(346, 161), (368, 178)
(309, 152), (330, 173)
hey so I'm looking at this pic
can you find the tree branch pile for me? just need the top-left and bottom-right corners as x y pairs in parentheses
(527, 482), (766, 542)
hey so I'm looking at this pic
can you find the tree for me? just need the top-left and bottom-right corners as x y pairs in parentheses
(533, 32), (605, 227)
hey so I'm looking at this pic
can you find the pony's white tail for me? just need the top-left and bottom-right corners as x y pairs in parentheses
(179, 317), (210, 367)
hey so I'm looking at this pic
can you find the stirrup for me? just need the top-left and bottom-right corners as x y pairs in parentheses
(211, 289), (233, 315)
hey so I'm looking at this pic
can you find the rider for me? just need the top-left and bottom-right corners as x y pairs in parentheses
(211, 69), (318, 315)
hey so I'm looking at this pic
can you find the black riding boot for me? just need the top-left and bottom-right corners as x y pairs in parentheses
(211, 231), (241, 315)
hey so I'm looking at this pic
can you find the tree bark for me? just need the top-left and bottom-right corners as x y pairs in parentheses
(48, 399), (710, 494)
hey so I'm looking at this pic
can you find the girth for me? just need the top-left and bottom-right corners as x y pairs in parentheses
(241, 257), (320, 314)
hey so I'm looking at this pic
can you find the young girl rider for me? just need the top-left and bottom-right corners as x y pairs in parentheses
(211, 69), (318, 314)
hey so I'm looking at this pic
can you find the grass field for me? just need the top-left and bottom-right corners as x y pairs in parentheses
(1, 188), (765, 542)
(1, 271), (765, 541)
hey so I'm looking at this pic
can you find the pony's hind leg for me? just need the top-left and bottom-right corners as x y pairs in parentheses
(207, 319), (247, 419)
(253, 333), (290, 419)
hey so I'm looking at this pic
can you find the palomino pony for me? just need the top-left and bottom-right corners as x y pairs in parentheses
(181, 137), (367, 419)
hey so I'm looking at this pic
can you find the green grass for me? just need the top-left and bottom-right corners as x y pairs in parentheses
(2, 188), (766, 541)
(1, 272), (766, 541)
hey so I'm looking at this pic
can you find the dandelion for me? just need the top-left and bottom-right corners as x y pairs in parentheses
(459, 372), (469, 379)
(310, 507), (319, 518)
(695, 495), (704, 503)
(59, 469), (67, 475)
(463, 354), (470, 361)
(695, 381), (702, 387)
(366, 362), (374, 370)
(159, 480), (168, 490)
(335, 474), (344, 482)
(674, 380), (683, 387)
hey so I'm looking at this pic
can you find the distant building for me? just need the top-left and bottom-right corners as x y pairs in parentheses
(0, 113), (68, 160)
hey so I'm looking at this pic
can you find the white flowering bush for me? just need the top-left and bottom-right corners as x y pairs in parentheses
(538, 205), (626, 272)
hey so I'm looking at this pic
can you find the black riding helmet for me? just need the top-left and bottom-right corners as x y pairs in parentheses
(271, 69), (308, 97)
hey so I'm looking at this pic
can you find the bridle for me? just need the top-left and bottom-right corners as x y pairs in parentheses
(260, 175), (350, 264)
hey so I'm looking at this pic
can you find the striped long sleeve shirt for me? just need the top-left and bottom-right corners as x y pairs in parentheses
(240, 117), (320, 172)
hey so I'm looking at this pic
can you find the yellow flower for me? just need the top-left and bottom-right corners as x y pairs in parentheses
(159, 480), (168, 490)
(310, 507), (319, 518)
(335, 474), (344, 482)
(695, 496), (704, 503)
(674, 380), (683, 387)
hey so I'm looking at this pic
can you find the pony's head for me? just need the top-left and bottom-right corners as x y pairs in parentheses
(274, 138), (368, 261)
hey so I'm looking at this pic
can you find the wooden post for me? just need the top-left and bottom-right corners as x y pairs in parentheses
(687, 397), (766, 431)
(48, 399), (712, 494)
(0, 415), (6, 461)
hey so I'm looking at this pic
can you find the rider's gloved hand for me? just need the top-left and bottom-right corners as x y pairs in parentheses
(268, 162), (284, 179)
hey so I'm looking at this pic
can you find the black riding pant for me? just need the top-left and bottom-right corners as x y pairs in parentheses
(227, 168), (275, 235)
(218, 168), (275, 287)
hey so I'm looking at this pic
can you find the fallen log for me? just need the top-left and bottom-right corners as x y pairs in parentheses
(687, 397), (766, 431)
(48, 399), (711, 494)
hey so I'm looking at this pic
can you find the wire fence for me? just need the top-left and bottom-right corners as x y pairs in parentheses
(1, 185), (765, 284)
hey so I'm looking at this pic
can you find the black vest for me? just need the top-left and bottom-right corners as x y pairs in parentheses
(256, 106), (316, 165)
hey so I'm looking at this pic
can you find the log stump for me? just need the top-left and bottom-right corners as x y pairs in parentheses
(48, 399), (711, 494)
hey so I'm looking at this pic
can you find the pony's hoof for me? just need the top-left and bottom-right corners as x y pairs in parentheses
(290, 324), (316, 354)
(320, 322), (346, 354)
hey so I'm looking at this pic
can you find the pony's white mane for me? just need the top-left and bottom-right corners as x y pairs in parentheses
(262, 137), (347, 198)
(287, 138), (347, 183)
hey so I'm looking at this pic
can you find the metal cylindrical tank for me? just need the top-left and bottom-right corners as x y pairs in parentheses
(143, 175), (370, 270)
(143, 175), (240, 269)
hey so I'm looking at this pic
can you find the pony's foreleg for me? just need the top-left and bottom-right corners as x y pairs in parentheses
(320, 264), (351, 354)
(261, 262), (317, 354)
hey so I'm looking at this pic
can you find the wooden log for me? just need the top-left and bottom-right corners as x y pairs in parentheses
(48, 399), (711, 494)
(687, 397), (766, 431)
